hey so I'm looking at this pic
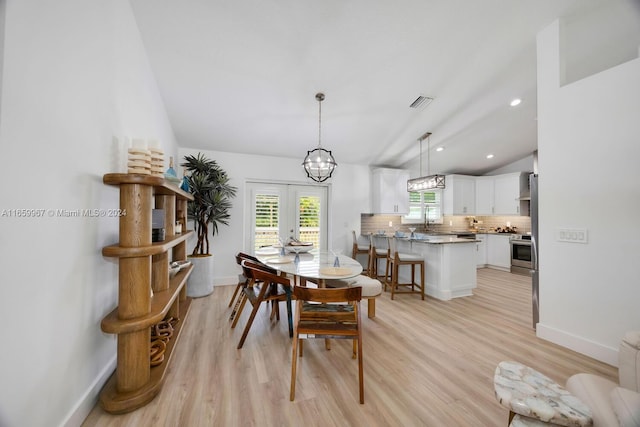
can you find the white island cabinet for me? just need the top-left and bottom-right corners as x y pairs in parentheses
(395, 237), (477, 301)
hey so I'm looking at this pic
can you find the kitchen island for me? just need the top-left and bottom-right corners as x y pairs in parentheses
(394, 235), (477, 301)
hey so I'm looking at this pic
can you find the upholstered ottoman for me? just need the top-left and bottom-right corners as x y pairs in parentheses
(325, 275), (383, 318)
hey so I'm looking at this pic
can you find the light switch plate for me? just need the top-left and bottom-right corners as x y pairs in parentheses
(557, 228), (588, 243)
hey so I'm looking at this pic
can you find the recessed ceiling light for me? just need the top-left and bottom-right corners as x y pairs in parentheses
(486, 154), (494, 159)
(510, 98), (522, 107)
(436, 147), (444, 152)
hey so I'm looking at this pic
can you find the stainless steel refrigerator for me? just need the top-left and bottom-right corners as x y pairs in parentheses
(530, 173), (539, 329)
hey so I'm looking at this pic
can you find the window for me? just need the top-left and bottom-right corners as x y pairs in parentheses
(402, 190), (443, 225)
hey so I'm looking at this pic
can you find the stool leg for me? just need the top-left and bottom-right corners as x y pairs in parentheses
(420, 262), (425, 300)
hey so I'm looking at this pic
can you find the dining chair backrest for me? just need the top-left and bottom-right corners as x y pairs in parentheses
(290, 284), (364, 403)
(293, 285), (362, 304)
(236, 251), (276, 272)
(242, 259), (290, 289)
(229, 252), (277, 313)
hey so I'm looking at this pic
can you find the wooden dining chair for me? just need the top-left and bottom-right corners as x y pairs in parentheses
(229, 252), (267, 323)
(290, 285), (364, 404)
(234, 260), (294, 349)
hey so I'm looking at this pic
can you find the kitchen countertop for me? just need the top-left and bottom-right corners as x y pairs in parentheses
(410, 236), (478, 244)
(370, 234), (478, 244)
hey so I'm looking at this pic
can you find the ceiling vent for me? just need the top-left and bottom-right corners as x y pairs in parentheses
(409, 95), (434, 109)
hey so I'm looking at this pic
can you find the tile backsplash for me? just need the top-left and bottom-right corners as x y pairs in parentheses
(361, 214), (531, 235)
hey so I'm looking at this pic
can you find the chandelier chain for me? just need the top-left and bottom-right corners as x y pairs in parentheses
(318, 98), (322, 148)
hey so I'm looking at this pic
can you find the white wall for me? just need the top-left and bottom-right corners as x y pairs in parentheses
(535, 20), (640, 365)
(0, 2), (177, 426)
(178, 147), (371, 285)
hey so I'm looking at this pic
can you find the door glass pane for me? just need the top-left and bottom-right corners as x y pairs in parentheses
(254, 194), (279, 250)
(247, 183), (328, 252)
(298, 195), (320, 248)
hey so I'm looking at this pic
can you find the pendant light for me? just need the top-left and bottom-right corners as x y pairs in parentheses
(407, 132), (445, 191)
(302, 93), (337, 182)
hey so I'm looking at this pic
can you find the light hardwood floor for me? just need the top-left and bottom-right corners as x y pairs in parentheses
(83, 268), (617, 427)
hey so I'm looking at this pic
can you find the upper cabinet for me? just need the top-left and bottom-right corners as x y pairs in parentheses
(475, 177), (494, 215)
(443, 174), (476, 215)
(475, 172), (530, 216)
(372, 168), (410, 214)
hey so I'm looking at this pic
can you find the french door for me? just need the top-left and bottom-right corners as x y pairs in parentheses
(245, 182), (328, 252)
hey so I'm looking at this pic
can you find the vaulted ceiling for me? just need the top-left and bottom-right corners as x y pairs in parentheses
(130, 0), (611, 175)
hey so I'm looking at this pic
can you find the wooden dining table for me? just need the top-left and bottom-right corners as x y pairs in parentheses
(254, 247), (363, 287)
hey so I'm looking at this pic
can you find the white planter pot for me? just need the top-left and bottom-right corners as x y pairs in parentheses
(187, 254), (214, 298)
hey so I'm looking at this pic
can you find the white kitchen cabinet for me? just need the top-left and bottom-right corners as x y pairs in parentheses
(474, 172), (530, 216)
(443, 174), (475, 215)
(486, 234), (511, 270)
(372, 168), (409, 214)
(475, 177), (494, 215)
(475, 234), (487, 267)
(493, 173), (521, 215)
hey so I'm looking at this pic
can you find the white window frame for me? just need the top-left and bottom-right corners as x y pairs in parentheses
(401, 190), (444, 225)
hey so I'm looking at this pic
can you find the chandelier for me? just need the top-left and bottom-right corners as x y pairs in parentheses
(407, 132), (445, 191)
(302, 93), (337, 182)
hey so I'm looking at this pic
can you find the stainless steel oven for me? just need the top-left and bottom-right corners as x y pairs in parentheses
(510, 235), (532, 275)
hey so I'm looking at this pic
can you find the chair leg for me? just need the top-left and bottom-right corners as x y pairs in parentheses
(237, 300), (262, 349)
(228, 282), (242, 307)
(231, 293), (248, 328)
(286, 294), (293, 338)
(357, 331), (364, 404)
(229, 285), (246, 322)
(290, 332), (299, 401)
(411, 264), (416, 290)
(352, 339), (357, 359)
(384, 259), (391, 292)
(420, 262), (425, 300)
(391, 262), (398, 300)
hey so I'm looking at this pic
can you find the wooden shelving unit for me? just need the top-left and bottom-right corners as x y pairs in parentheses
(99, 173), (194, 414)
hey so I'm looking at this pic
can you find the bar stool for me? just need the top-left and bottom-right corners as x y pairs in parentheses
(385, 237), (425, 300)
(368, 234), (390, 282)
(351, 230), (371, 276)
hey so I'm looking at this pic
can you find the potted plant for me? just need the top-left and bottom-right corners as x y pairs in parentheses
(181, 153), (237, 297)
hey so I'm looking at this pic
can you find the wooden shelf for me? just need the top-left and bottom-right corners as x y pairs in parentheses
(99, 172), (194, 414)
(99, 297), (192, 414)
(102, 231), (193, 258)
(103, 173), (193, 201)
(101, 265), (193, 334)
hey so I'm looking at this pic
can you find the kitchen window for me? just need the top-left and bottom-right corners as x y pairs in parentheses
(402, 190), (443, 225)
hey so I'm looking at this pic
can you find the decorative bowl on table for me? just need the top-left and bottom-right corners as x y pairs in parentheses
(285, 243), (313, 253)
(255, 246), (280, 256)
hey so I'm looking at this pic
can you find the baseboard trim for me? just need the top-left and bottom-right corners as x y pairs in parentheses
(536, 323), (618, 367)
(213, 276), (237, 286)
(62, 354), (116, 427)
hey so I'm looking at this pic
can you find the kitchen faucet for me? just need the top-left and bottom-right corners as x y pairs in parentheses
(424, 206), (430, 232)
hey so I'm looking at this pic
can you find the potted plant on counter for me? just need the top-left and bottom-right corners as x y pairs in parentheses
(181, 153), (237, 297)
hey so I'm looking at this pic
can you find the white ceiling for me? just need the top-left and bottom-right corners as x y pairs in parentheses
(130, 0), (611, 175)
